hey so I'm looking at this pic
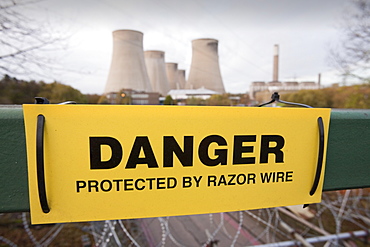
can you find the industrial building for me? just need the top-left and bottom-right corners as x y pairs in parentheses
(167, 87), (219, 102)
(103, 89), (159, 105)
(249, 81), (320, 101)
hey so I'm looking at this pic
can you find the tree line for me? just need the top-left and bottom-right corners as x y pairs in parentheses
(283, 84), (370, 109)
(0, 75), (100, 104)
(1, 74), (369, 108)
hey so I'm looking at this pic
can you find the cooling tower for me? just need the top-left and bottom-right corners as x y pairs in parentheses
(166, 63), (180, 90)
(144, 50), (170, 95)
(177, 69), (186, 89)
(104, 30), (152, 94)
(186, 38), (225, 93)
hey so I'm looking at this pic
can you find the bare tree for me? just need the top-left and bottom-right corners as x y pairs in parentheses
(0, 0), (68, 77)
(329, 0), (370, 82)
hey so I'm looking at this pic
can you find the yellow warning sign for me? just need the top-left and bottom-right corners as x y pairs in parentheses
(23, 105), (330, 224)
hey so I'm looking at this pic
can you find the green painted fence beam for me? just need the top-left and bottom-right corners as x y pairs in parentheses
(0, 107), (369, 212)
(324, 109), (370, 191)
(0, 106), (29, 212)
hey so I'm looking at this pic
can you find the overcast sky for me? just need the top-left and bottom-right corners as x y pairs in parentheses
(17, 0), (353, 94)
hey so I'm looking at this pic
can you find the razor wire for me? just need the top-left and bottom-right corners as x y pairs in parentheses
(0, 189), (368, 246)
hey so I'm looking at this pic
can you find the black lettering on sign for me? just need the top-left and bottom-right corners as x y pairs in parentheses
(89, 134), (286, 169)
(124, 179), (134, 190)
(198, 135), (227, 166)
(260, 135), (285, 163)
(260, 171), (293, 183)
(207, 173), (256, 187)
(183, 176), (192, 188)
(89, 137), (122, 169)
(247, 173), (256, 184)
(167, 177), (177, 189)
(236, 174), (246, 184)
(218, 175), (227, 186)
(208, 175), (217, 186)
(88, 180), (99, 192)
(233, 135), (256, 165)
(260, 172), (274, 183)
(146, 178), (155, 189)
(193, 176), (202, 187)
(76, 181), (86, 192)
(135, 178), (145, 190)
(100, 179), (112, 192)
(286, 171), (293, 182)
(126, 137), (159, 169)
(157, 178), (166, 189)
(163, 136), (193, 167)
(113, 179), (123, 191)
(182, 176), (202, 187)
(276, 172), (285, 182)
(228, 174), (236, 185)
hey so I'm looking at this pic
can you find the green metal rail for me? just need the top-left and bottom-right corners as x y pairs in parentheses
(0, 107), (369, 212)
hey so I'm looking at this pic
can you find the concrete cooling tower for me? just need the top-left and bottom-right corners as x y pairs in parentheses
(186, 38), (225, 93)
(177, 69), (186, 89)
(166, 63), (179, 90)
(144, 50), (170, 95)
(104, 30), (152, 94)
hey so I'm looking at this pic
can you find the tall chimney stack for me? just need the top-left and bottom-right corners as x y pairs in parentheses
(104, 30), (152, 94)
(273, 44), (279, 82)
(144, 50), (170, 95)
(186, 38), (225, 93)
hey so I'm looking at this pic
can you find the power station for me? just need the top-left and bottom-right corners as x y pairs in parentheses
(103, 30), (321, 105)
(104, 31), (227, 99)
(249, 44), (320, 102)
